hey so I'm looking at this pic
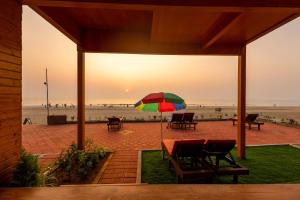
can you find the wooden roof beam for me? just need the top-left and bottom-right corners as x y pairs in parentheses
(246, 13), (299, 44)
(22, 1), (300, 14)
(22, 0), (300, 8)
(202, 12), (241, 49)
(82, 29), (241, 55)
(29, 5), (82, 44)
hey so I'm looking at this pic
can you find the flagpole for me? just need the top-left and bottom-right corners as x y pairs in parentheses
(44, 68), (49, 117)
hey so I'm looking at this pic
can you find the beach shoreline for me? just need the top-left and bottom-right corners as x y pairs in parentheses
(22, 105), (300, 125)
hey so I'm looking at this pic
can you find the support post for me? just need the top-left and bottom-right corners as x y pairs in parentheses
(77, 46), (85, 150)
(237, 46), (246, 159)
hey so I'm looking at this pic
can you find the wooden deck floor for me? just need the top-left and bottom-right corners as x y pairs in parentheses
(1, 184), (300, 200)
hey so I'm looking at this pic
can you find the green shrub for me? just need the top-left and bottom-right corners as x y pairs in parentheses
(11, 149), (41, 187)
(46, 139), (108, 184)
(57, 143), (77, 174)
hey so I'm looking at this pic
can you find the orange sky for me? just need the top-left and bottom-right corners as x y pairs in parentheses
(22, 6), (300, 106)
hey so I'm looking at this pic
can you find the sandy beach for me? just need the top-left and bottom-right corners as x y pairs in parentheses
(22, 105), (300, 125)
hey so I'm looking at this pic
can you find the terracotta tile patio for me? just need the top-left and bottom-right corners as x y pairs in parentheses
(22, 122), (300, 184)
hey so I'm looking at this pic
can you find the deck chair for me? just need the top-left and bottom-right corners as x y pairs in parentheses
(162, 139), (214, 183)
(202, 140), (249, 183)
(107, 117), (122, 131)
(167, 113), (184, 129)
(182, 113), (198, 130)
(246, 114), (264, 130)
(232, 114), (264, 130)
(23, 117), (32, 125)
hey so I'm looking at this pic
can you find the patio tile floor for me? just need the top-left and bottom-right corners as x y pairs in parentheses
(22, 121), (300, 184)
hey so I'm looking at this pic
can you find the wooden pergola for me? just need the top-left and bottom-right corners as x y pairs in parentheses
(23, 0), (300, 159)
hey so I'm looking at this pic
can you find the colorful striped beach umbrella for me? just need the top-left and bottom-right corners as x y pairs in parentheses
(135, 92), (186, 144)
(135, 92), (186, 112)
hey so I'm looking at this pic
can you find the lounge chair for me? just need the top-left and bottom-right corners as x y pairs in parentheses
(167, 113), (184, 129)
(162, 139), (214, 183)
(107, 117), (123, 131)
(231, 114), (264, 130)
(23, 117), (32, 125)
(182, 112), (198, 130)
(202, 140), (249, 183)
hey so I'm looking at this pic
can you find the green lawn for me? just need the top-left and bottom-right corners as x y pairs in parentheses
(142, 145), (300, 184)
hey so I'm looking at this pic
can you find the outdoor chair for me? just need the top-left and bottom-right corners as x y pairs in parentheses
(23, 117), (32, 125)
(107, 117), (123, 131)
(202, 140), (249, 183)
(162, 139), (214, 183)
(167, 113), (184, 129)
(231, 114), (264, 130)
(182, 112), (198, 130)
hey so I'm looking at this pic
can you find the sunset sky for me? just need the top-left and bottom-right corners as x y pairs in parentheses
(22, 6), (300, 106)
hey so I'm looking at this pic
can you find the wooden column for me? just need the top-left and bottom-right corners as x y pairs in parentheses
(0, 0), (22, 184)
(237, 46), (246, 159)
(77, 46), (85, 150)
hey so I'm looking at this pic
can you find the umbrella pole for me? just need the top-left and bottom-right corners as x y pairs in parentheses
(160, 112), (164, 159)
(160, 112), (163, 145)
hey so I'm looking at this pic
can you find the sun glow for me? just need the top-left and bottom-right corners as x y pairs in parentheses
(86, 53), (172, 80)
(85, 53), (238, 102)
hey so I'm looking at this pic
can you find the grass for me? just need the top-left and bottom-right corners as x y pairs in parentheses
(141, 145), (300, 184)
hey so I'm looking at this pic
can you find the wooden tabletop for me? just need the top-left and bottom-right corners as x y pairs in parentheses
(0, 184), (299, 200)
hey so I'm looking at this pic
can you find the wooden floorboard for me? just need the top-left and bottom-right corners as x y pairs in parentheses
(0, 184), (300, 200)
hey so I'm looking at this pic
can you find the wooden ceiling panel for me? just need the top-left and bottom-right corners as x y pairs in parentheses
(40, 6), (153, 33)
(66, 7), (153, 32)
(151, 8), (221, 44)
(26, 1), (300, 55)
